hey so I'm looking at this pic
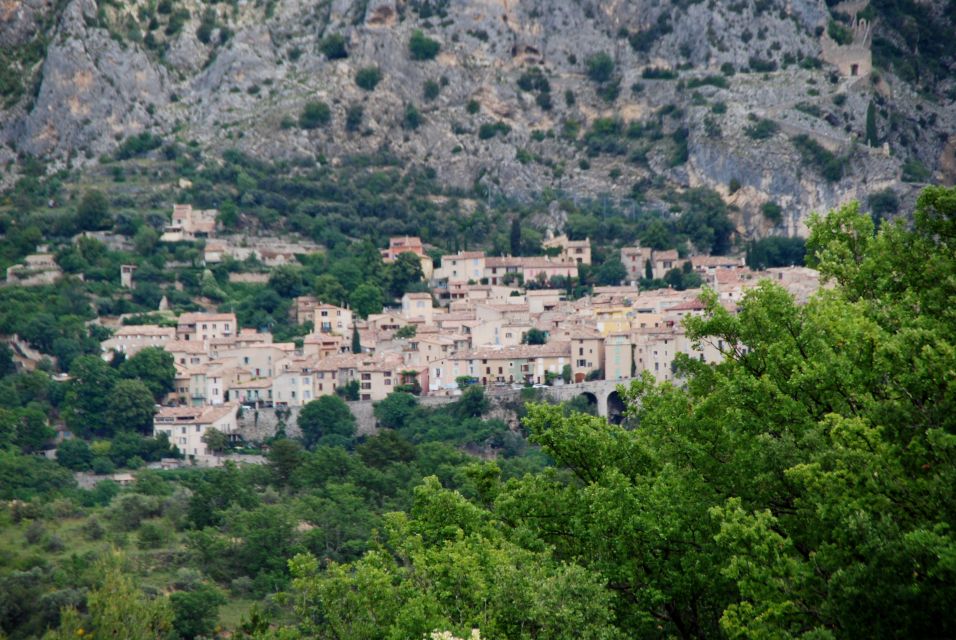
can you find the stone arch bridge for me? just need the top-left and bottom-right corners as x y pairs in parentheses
(540, 379), (635, 423)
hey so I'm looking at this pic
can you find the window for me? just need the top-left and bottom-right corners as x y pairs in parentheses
(195, 425), (201, 432)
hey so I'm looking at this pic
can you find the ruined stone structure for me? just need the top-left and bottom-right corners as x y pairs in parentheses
(821, 16), (873, 78)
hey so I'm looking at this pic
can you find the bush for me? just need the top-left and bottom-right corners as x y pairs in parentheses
(91, 456), (115, 475)
(586, 52), (615, 83)
(901, 158), (931, 183)
(115, 132), (163, 160)
(345, 104), (363, 132)
(299, 101), (331, 129)
(423, 79), (440, 101)
(466, 99), (480, 114)
(138, 521), (170, 549)
(761, 201), (783, 224)
(686, 75), (729, 89)
(403, 104), (422, 130)
(320, 33), (348, 59)
(745, 236), (806, 269)
(748, 56), (778, 72)
(791, 134), (843, 182)
(409, 30), (440, 60)
(355, 66), (382, 91)
(478, 121), (511, 140)
(642, 67), (677, 79)
(744, 118), (779, 140)
(867, 188), (899, 219)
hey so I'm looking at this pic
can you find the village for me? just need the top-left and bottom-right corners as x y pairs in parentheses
(72, 208), (821, 465)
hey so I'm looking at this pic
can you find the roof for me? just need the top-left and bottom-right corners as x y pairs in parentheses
(154, 403), (237, 424)
(453, 341), (571, 361)
(113, 325), (175, 337)
(164, 340), (209, 354)
(442, 251), (485, 260)
(177, 312), (237, 324)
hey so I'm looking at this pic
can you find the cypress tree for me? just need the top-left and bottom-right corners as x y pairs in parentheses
(351, 325), (362, 354)
(865, 101), (878, 147)
(510, 218), (522, 256)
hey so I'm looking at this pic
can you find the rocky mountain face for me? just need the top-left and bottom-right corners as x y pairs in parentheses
(1, 0), (954, 238)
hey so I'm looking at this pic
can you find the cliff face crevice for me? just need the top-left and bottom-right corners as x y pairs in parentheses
(1, 0), (953, 235)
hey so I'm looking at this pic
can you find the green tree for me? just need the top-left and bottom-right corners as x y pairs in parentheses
(373, 392), (418, 430)
(386, 252), (424, 298)
(595, 258), (627, 285)
(77, 189), (111, 231)
(298, 396), (356, 449)
(170, 584), (226, 640)
(56, 438), (94, 470)
(494, 187), (956, 639)
(107, 379), (156, 434)
(283, 478), (618, 640)
(133, 225), (159, 254)
(350, 283), (384, 319)
(9, 406), (55, 452)
(268, 438), (305, 487)
(521, 328), (548, 345)
(86, 552), (173, 640)
(314, 274), (348, 305)
(356, 429), (416, 468)
(120, 347), (175, 400)
(269, 264), (307, 298)
(64, 355), (119, 436)
(201, 427), (228, 455)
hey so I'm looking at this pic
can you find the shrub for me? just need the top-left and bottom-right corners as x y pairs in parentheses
(867, 188), (899, 218)
(827, 19), (853, 45)
(138, 521), (170, 549)
(345, 104), (363, 132)
(642, 67), (678, 79)
(745, 117), (779, 140)
(761, 201), (783, 223)
(791, 134), (843, 182)
(748, 56), (778, 72)
(423, 79), (440, 101)
(115, 132), (163, 160)
(355, 66), (382, 91)
(686, 75), (729, 89)
(586, 52), (615, 83)
(478, 121), (510, 140)
(746, 236), (806, 269)
(320, 33), (348, 59)
(409, 30), (440, 60)
(901, 158), (931, 183)
(403, 104), (422, 130)
(466, 99), (480, 114)
(299, 101), (331, 129)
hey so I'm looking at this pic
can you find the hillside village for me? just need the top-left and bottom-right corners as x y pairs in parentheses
(63, 210), (822, 465)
